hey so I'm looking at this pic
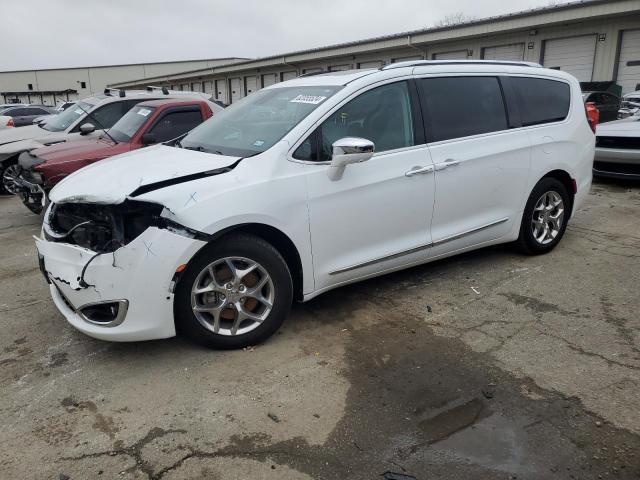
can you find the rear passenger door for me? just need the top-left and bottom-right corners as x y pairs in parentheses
(415, 75), (531, 257)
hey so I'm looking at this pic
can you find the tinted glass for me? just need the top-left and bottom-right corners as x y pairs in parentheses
(89, 102), (127, 129)
(148, 110), (203, 142)
(512, 77), (570, 127)
(294, 81), (414, 161)
(182, 86), (341, 157)
(418, 77), (508, 142)
(603, 94), (619, 106)
(109, 105), (157, 143)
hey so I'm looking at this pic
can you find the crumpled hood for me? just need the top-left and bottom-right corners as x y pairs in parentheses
(596, 117), (640, 137)
(49, 145), (241, 204)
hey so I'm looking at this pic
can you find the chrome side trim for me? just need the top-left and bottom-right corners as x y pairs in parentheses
(432, 217), (509, 246)
(329, 243), (431, 276)
(328, 217), (509, 276)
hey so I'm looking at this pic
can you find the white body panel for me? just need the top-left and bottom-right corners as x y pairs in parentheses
(37, 64), (594, 342)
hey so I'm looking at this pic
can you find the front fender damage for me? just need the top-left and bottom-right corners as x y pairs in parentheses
(41, 199), (212, 291)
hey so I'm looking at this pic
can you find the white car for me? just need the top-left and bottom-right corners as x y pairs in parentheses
(0, 89), (222, 194)
(36, 61), (594, 348)
(594, 115), (640, 179)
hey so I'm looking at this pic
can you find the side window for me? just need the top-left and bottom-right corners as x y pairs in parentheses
(293, 81), (415, 161)
(89, 102), (127, 129)
(148, 109), (203, 142)
(512, 77), (571, 127)
(417, 76), (508, 142)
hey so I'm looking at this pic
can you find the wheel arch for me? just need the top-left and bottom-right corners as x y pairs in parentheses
(539, 169), (576, 218)
(194, 223), (305, 302)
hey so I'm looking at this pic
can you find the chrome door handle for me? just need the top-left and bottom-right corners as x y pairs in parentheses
(405, 165), (434, 177)
(435, 159), (460, 171)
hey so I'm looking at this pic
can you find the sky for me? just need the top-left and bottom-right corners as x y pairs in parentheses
(0, 0), (573, 71)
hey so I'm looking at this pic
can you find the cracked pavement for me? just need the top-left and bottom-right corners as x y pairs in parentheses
(0, 180), (639, 479)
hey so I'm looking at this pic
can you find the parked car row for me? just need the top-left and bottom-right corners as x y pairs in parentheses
(0, 87), (223, 196)
(31, 61), (596, 349)
(0, 104), (57, 130)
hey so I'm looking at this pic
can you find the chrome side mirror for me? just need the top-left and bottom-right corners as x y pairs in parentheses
(79, 123), (96, 135)
(328, 137), (374, 180)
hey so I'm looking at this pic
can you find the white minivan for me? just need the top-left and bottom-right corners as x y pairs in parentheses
(36, 61), (594, 349)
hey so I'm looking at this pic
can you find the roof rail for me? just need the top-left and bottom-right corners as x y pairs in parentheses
(103, 87), (126, 97)
(381, 60), (543, 70)
(146, 85), (170, 95)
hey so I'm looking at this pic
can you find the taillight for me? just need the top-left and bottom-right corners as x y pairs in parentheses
(585, 102), (599, 134)
(6, 118), (14, 128)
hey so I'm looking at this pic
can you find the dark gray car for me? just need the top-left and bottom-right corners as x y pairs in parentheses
(582, 91), (621, 123)
(0, 105), (56, 127)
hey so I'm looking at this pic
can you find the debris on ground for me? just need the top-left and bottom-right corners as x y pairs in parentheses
(267, 412), (280, 423)
(382, 472), (417, 480)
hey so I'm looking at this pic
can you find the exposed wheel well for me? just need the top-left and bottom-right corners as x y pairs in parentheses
(541, 170), (575, 217)
(211, 224), (304, 301)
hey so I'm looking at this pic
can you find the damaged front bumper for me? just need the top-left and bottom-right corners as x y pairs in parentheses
(36, 222), (206, 342)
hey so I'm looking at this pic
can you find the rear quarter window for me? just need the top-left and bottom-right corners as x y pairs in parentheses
(512, 77), (571, 126)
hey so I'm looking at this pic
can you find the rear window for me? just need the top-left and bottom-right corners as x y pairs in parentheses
(417, 76), (508, 142)
(512, 77), (571, 126)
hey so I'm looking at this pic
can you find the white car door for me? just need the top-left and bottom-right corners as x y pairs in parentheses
(415, 75), (531, 257)
(294, 81), (436, 291)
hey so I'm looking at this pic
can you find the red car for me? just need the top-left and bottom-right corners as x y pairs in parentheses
(16, 99), (214, 213)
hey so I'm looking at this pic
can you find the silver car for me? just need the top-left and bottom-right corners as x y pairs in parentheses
(594, 114), (640, 179)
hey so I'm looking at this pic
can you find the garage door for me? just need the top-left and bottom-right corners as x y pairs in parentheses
(230, 78), (242, 103)
(543, 35), (596, 82)
(483, 43), (525, 61)
(262, 73), (278, 87)
(215, 79), (228, 103)
(282, 71), (298, 81)
(433, 50), (468, 60)
(329, 64), (351, 71)
(203, 81), (214, 94)
(191, 82), (203, 92)
(358, 60), (384, 69)
(392, 55), (423, 63)
(617, 29), (640, 94)
(245, 76), (259, 95)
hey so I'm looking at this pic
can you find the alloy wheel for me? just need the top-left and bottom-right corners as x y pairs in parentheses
(1, 164), (21, 195)
(531, 191), (565, 245)
(190, 256), (274, 336)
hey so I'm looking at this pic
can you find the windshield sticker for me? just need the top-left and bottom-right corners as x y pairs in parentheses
(290, 95), (327, 105)
(137, 108), (152, 117)
(253, 140), (265, 147)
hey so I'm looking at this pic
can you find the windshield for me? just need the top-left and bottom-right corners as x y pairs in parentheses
(42, 100), (95, 132)
(181, 86), (342, 157)
(109, 105), (156, 143)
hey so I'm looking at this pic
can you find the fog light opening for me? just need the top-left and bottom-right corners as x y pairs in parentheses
(78, 300), (128, 327)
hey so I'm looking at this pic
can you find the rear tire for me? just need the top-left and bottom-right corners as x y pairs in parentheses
(517, 178), (570, 255)
(175, 234), (293, 349)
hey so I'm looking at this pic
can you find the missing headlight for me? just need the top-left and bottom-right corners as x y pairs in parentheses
(44, 200), (165, 253)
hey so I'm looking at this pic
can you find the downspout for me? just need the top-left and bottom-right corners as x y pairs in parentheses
(282, 56), (300, 76)
(407, 34), (427, 59)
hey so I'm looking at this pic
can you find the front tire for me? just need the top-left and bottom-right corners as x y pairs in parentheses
(174, 234), (293, 349)
(517, 178), (570, 255)
(0, 161), (20, 195)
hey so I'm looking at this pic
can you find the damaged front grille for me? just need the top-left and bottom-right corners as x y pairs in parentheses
(44, 200), (165, 253)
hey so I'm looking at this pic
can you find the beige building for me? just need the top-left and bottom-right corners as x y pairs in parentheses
(0, 57), (246, 105)
(113, 0), (640, 104)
